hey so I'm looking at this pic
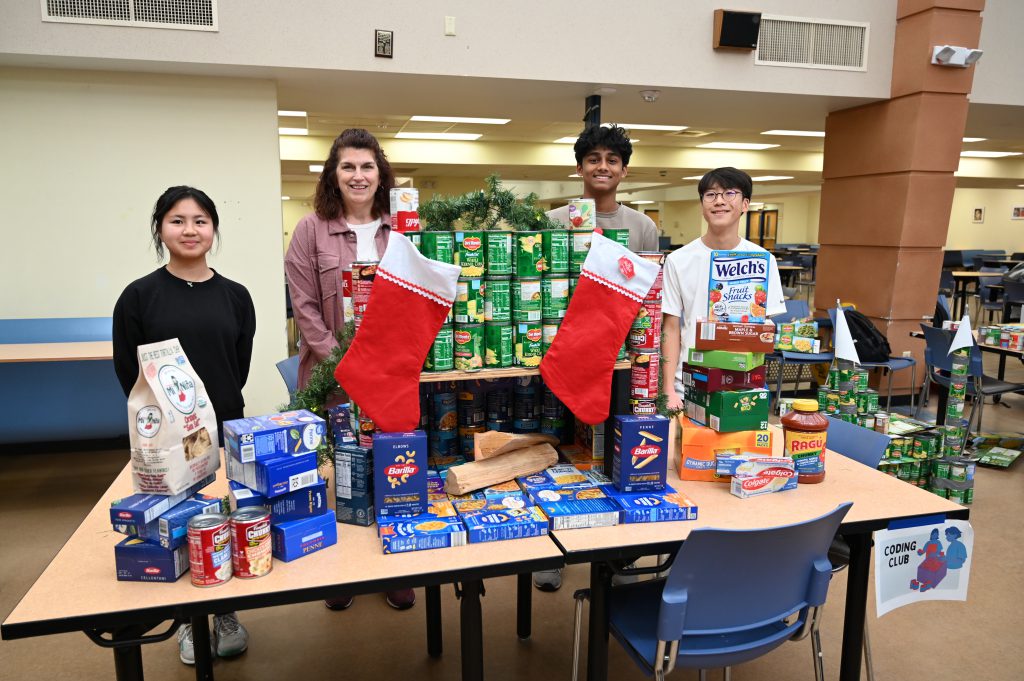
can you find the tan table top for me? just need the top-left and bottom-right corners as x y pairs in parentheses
(0, 341), (113, 363)
(952, 271), (1004, 278)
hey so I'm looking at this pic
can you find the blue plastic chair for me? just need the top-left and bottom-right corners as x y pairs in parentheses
(571, 503), (852, 681)
(276, 354), (300, 396)
(827, 308), (916, 413)
(977, 267), (1007, 323)
(825, 416), (889, 468)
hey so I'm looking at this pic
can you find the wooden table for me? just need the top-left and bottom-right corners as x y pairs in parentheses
(0, 340), (113, 363)
(553, 429), (969, 681)
(777, 265), (805, 288)
(950, 271), (1004, 319)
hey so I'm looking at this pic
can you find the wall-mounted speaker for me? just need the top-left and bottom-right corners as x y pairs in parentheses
(713, 9), (762, 50)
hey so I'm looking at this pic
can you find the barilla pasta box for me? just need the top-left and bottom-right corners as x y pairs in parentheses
(113, 493), (223, 550)
(271, 509), (338, 562)
(374, 431), (428, 517)
(730, 457), (797, 498)
(685, 388), (770, 433)
(517, 463), (592, 492)
(225, 451), (319, 498)
(678, 418), (772, 482)
(327, 403), (358, 447)
(681, 362), (766, 393)
(224, 410), (326, 463)
(228, 479), (266, 511)
(611, 415), (669, 492)
(695, 321), (775, 353)
(335, 444), (374, 526)
(109, 473), (216, 526)
(707, 250), (770, 323)
(115, 536), (189, 582)
(601, 484), (699, 524)
(461, 506), (549, 544)
(688, 348), (765, 372)
(530, 487), (620, 530)
(377, 506), (467, 554)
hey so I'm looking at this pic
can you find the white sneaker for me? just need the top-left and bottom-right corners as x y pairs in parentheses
(213, 612), (249, 658)
(612, 562), (638, 586)
(176, 623), (214, 666)
(534, 568), (563, 592)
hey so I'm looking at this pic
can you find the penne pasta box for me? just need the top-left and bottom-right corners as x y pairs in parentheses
(601, 484), (699, 524)
(611, 414), (670, 493)
(694, 321), (776, 353)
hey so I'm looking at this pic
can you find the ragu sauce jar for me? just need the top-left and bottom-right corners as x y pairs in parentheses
(782, 399), (829, 484)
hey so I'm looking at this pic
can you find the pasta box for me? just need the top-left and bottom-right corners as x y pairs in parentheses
(681, 362), (766, 392)
(480, 479), (531, 507)
(114, 536), (189, 582)
(452, 496), (530, 515)
(685, 387), (770, 433)
(694, 321), (775, 353)
(228, 480), (267, 511)
(224, 410), (326, 463)
(678, 418), (773, 482)
(374, 431), (428, 517)
(427, 469), (447, 501)
(335, 444), (374, 526)
(611, 415), (669, 492)
(575, 420), (605, 460)
(427, 454), (467, 472)
(708, 251), (770, 323)
(109, 473), (216, 526)
(729, 457), (797, 498)
(271, 509), (338, 562)
(225, 450), (319, 498)
(461, 506), (549, 543)
(113, 492), (224, 549)
(327, 403), (357, 446)
(517, 463), (591, 493)
(266, 479), (328, 523)
(687, 348), (765, 372)
(559, 443), (601, 470)
(377, 508), (467, 555)
(530, 488), (620, 531)
(601, 484), (699, 524)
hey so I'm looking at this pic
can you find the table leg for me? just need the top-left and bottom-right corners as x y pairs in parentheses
(840, 532), (872, 681)
(458, 580), (485, 681)
(426, 584), (443, 658)
(192, 615), (214, 681)
(954, 280), (966, 320)
(113, 645), (145, 681)
(517, 573), (532, 640)
(585, 562), (612, 681)
(84, 620), (181, 681)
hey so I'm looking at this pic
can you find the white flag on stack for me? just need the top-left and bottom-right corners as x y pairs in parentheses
(833, 301), (862, 365)
(948, 314), (975, 355)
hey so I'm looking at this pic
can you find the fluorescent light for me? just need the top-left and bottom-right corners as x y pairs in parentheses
(395, 132), (481, 141)
(630, 200), (655, 205)
(281, 196), (291, 201)
(568, 174), (581, 178)
(697, 142), (779, 150)
(959, 151), (1022, 158)
(606, 123), (688, 132)
(1018, 184), (1024, 188)
(279, 127), (308, 136)
(761, 130), (825, 137)
(751, 176), (794, 181)
(309, 164), (324, 173)
(277, 110), (307, 117)
(554, 137), (640, 143)
(682, 175), (705, 180)
(962, 137), (987, 143)
(410, 115), (509, 125)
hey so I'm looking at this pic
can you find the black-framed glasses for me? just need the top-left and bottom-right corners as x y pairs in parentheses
(701, 189), (743, 203)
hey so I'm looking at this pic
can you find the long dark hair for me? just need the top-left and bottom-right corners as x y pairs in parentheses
(151, 185), (220, 258)
(314, 128), (395, 221)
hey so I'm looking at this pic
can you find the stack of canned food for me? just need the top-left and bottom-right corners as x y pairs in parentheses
(817, 361), (881, 429)
(977, 324), (1024, 351)
(627, 252), (665, 415)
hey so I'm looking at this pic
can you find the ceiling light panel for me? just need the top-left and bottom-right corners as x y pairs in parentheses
(606, 123), (688, 131)
(698, 142), (780, 150)
(309, 164), (324, 172)
(962, 137), (987, 143)
(395, 132), (482, 141)
(760, 130), (825, 137)
(277, 110), (307, 117)
(279, 127), (308, 136)
(410, 116), (510, 124)
(750, 176), (794, 181)
(959, 151), (1022, 158)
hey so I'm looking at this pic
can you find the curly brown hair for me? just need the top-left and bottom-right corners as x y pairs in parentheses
(313, 128), (395, 221)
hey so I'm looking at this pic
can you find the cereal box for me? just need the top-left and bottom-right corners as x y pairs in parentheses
(115, 536), (189, 582)
(109, 474), (216, 526)
(271, 510), (338, 562)
(225, 451), (319, 498)
(681, 363), (766, 393)
(611, 415), (670, 493)
(224, 410), (326, 463)
(707, 250), (770, 323)
(378, 509), (467, 554)
(601, 485), (699, 524)
(374, 431), (428, 517)
(531, 488), (620, 530)
(687, 349), (765, 372)
(113, 493), (223, 550)
(335, 444), (374, 526)
(694, 321), (776, 353)
(461, 506), (549, 543)
(685, 388), (770, 433)
(729, 457), (797, 498)
(678, 419), (772, 482)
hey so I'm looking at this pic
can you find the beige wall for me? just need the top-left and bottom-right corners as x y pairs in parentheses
(946, 187), (1024, 252)
(758, 191), (822, 244)
(0, 67), (287, 415)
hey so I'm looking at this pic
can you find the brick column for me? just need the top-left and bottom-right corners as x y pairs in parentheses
(815, 0), (985, 394)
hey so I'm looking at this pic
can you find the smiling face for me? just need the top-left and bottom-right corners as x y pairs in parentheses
(336, 147), (380, 215)
(701, 183), (750, 234)
(577, 146), (627, 198)
(159, 197), (215, 264)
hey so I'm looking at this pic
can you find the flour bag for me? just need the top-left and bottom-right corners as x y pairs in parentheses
(128, 338), (220, 494)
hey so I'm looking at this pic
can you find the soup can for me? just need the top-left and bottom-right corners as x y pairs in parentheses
(629, 351), (660, 400)
(188, 514), (232, 587)
(541, 276), (570, 319)
(541, 229), (570, 274)
(484, 231), (513, 276)
(513, 231), (544, 277)
(420, 231), (455, 264)
(351, 261), (377, 328)
(230, 507), (272, 579)
(630, 399), (658, 416)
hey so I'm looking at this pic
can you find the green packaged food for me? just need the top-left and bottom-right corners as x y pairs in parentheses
(601, 227), (630, 248)
(541, 276), (570, 319)
(424, 325), (454, 372)
(483, 276), (511, 323)
(570, 229), (594, 274)
(512, 277), (542, 322)
(514, 321), (543, 367)
(541, 229), (570, 274)
(420, 231), (454, 264)
(454, 231), (485, 277)
(454, 277), (484, 324)
(484, 323), (514, 368)
(483, 231), (513, 276)
(453, 324), (484, 371)
(514, 231), (544, 278)
(542, 319), (561, 354)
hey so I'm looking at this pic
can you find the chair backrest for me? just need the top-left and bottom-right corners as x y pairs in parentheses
(979, 266), (1007, 298)
(775, 299), (810, 322)
(934, 294), (952, 327)
(942, 250), (962, 269)
(658, 503), (852, 640)
(1002, 280), (1024, 302)
(919, 324), (983, 378)
(276, 354), (300, 395)
(824, 416), (889, 468)
(797, 254), (815, 269)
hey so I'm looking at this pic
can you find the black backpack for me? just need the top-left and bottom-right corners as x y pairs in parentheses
(843, 309), (892, 363)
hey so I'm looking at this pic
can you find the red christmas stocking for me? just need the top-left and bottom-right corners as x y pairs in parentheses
(335, 233), (460, 432)
(540, 233), (659, 425)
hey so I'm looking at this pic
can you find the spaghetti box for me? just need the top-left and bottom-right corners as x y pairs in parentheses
(681, 363), (766, 393)
(730, 457), (797, 498)
(686, 387), (770, 433)
(688, 348), (765, 372)
(531, 488), (620, 530)
(374, 431), (428, 517)
(114, 536), (189, 583)
(517, 464), (592, 494)
(225, 450), (319, 498)
(708, 251), (770, 323)
(113, 493), (223, 549)
(327, 403), (357, 446)
(109, 474), (216, 526)
(377, 507), (467, 555)
(601, 485), (699, 524)
(224, 410), (326, 463)
(228, 480), (267, 511)
(335, 444), (375, 526)
(695, 321), (775, 353)
(271, 509), (338, 562)
(461, 506), (550, 543)
(611, 415), (670, 492)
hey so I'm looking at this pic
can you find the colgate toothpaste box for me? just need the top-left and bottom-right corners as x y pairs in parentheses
(461, 506), (549, 544)
(224, 410), (326, 463)
(729, 457), (797, 498)
(115, 536), (189, 582)
(708, 251), (770, 323)
(612, 415), (670, 492)
(225, 451), (319, 498)
(113, 493), (224, 549)
(695, 321), (775, 353)
(271, 509), (338, 562)
(601, 484), (699, 524)
(374, 431), (428, 517)
(377, 505), (467, 554)
(681, 362), (767, 393)
(335, 444), (374, 526)
(110, 474), (216, 526)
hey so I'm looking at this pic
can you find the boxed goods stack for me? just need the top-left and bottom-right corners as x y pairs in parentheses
(627, 252), (666, 416)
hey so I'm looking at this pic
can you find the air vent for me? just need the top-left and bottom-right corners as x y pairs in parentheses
(756, 15), (867, 71)
(42, 0), (217, 31)
(667, 129), (714, 138)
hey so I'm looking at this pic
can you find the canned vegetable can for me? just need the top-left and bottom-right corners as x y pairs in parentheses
(420, 231), (455, 264)
(541, 276), (570, 319)
(541, 319), (560, 354)
(453, 324), (484, 371)
(484, 323), (514, 368)
(483, 276), (512, 323)
(483, 231), (513, 276)
(514, 321), (543, 367)
(512, 278), (543, 322)
(454, 231), (485, 277)
(601, 227), (630, 248)
(455, 277), (484, 324)
(541, 229), (570, 274)
(424, 325), (454, 371)
(514, 231), (544, 277)
(570, 229), (594, 274)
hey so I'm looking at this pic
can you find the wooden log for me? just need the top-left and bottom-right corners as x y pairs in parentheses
(444, 443), (558, 495)
(473, 431), (559, 460)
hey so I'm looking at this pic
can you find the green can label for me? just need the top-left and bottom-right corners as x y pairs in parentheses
(541, 229), (570, 274)
(570, 229), (594, 274)
(484, 323), (514, 368)
(827, 368), (839, 389)
(602, 228), (630, 248)
(512, 278), (542, 322)
(817, 388), (829, 411)
(454, 277), (484, 324)
(484, 231), (513, 276)
(454, 231), (485, 277)
(406, 231), (422, 251)
(453, 324), (484, 371)
(617, 342), (627, 361)
(542, 319), (561, 353)
(421, 231), (454, 264)
(514, 231), (544, 277)
(424, 326), (454, 372)
(541, 277), (570, 319)
(514, 321), (543, 367)
(483, 276), (511, 323)
(855, 369), (869, 392)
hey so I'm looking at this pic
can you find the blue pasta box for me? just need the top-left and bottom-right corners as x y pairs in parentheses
(517, 464), (592, 495)
(452, 496), (530, 515)
(612, 415), (670, 493)
(271, 509), (338, 562)
(113, 493), (224, 549)
(228, 480), (267, 511)
(327, 403), (357, 446)
(480, 479), (531, 505)
(109, 474), (216, 526)
(114, 536), (189, 582)
(601, 485), (699, 524)
(461, 506), (549, 543)
(225, 450), (319, 498)
(374, 431), (428, 517)
(224, 410), (326, 463)
(427, 469), (447, 501)
(708, 250), (770, 323)
(266, 479), (328, 522)
(377, 505), (467, 554)
(530, 487), (620, 530)
(335, 444), (374, 526)
(428, 454), (467, 471)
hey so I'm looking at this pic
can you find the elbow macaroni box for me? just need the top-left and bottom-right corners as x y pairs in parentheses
(708, 251), (770, 323)
(335, 444), (375, 526)
(224, 410), (326, 463)
(113, 493), (224, 550)
(530, 487), (620, 530)
(461, 506), (549, 543)
(225, 450), (319, 498)
(601, 484), (699, 523)
(271, 509), (338, 562)
(681, 363), (766, 393)
(110, 473), (216, 526)
(687, 348), (765, 372)
(114, 536), (189, 582)
(611, 415), (670, 493)
(685, 387), (770, 433)
(678, 418), (773, 482)
(374, 431), (428, 517)
(377, 505), (467, 554)
(694, 321), (776, 353)
(729, 457), (797, 498)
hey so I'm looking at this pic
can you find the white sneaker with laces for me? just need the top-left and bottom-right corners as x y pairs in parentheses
(213, 612), (249, 658)
(176, 623), (215, 665)
(533, 568), (563, 592)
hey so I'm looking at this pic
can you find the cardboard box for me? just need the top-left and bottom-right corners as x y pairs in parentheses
(113, 493), (223, 549)
(575, 421), (605, 460)
(681, 363), (767, 393)
(114, 536), (189, 582)
(695, 321), (775, 353)
(427, 469), (447, 501)
(271, 510), (338, 562)
(601, 484), (699, 523)
(374, 431), (428, 517)
(480, 479), (531, 507)
(264, 479), (328, 523)
(225, 451), (319, 498)
(678, 419), (773, 482)
(685, 388), (770, 433)
(224, 410), (326, 463)
(461, 506), (549, 543)
(708, 251), (770, 323)
(228, 480), (267, 511)
(335, 444), (375, 526)
(453, 497), (529, 515)
(109, 474), (216, 526)
(730, 458), (797, 498)
(377, 509), (467, 554)
(531, 489), (620, 531)
(560, 444), (601, 470)
(327, 403), (357, 447)
(611, 415), (670, 492)
(517, 464), (592, 495)
(427, 454), (467, 471)
(687, 349), (765, 372)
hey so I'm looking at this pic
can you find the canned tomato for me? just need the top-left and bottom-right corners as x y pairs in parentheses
(454, 231), (485, 277)
(424, 325), (454, 372)
(542, 319), (560, 354)
(230, 507), (272, 579)
(601, 227), (630, 248)
(512, 278), (542, 322)
(514, 231), (544, 277)
(455, 277), (484, 324)
(351, 261), (377, 327)
(570, 229), (594, 274)
(629, 351), (660, 399)
(484, 231), (513, 276)
(453, 324), (484, 371)
(188, 514), (232, 587)
(514, 321), (543, 367)
(483, 276), (512, 323)
(541, 276), (570, 319)
(420, 231), (455, 264)
(484, 322), (514, 368)
(541, 229), (570, 273)
(630, 398), (657, 415)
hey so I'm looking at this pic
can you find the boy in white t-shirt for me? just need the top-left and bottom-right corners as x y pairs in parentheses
(661, 168), (787, 410)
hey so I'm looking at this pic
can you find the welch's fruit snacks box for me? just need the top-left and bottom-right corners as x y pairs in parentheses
(271, 509), (338, 562)
(708, 251), (770, 323)
(374, 431), (428, 517)
(115, 537), (189, 582)
(112, 492), (224, 550)
(224, 410), (326, 463)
